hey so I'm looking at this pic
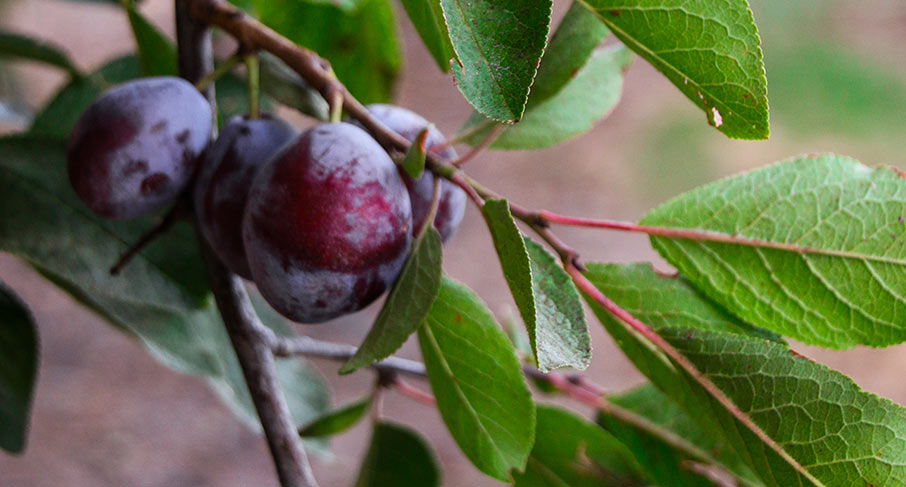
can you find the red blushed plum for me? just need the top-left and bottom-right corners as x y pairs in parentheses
(242, 122), (412, 323)
(67, 76), (212, 219)
(194, 114), (299, 279)
(364, 104), (466, 242)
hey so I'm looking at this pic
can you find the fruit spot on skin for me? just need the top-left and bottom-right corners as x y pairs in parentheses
(67, 76), (212, 219)
(122, 159), (148, 177)
(150, 121), (167, 133)
(140, 173), (169, 195)
(176, 129), (190, 144)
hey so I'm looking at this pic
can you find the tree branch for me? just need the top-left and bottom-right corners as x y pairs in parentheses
(176, 2), (317, 486)
(178, 2), (805, 483)
(263, 333), (756, 484)
(263, 328), (427, 378)
(110, 200), (187, 275)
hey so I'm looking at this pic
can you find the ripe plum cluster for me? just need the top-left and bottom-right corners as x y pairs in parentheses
(68, 78), (464, 323)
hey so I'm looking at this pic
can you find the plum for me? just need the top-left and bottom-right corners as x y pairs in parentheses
(243, 122), (412, 323)
(364, 104), (466, 242)
(67, 76), (212, 219)
(195, 114), (299, 279)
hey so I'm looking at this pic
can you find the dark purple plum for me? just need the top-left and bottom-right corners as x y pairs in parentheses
(67, 76), (212, 219)
(195, 114), (299, 279)
(242, 122), (412, 323)
(364, 104), (466, 242)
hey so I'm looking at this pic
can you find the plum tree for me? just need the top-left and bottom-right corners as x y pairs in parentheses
(67, 76), (212, 219)
(195, 114), (299, 279)
(242, 122), (412, 323)
(364, 104), (466, 241)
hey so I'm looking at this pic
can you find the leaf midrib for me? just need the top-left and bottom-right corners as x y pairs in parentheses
(446, 0), (526, 120)
(420, 321), (513, 475)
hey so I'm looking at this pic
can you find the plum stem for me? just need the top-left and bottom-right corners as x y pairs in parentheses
(327, 89), (343, 123)
(193, 53), (241, 92)
(419, 178), (441, 237)
(245, 54), (261, 119)
(176, 3), (318, 487)
(109, 200), (187, 275)
(391, 377), (436, 406)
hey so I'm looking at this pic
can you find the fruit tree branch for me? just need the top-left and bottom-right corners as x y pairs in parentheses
(263, 328), (428, 378)
(264, 333), (753, 483)
(182, 1), (813, 481)
(176, 3), (317, 486)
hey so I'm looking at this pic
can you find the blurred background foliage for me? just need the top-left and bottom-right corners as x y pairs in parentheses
(635, 0), (906, 202)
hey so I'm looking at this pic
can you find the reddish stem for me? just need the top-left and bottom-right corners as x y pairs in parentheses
(450, 125), (503, 168)
(449, 172), (485, 208)
(393, 378), (436, 406)
(565, 262), (818, 483)
(539, 211), (866, 261)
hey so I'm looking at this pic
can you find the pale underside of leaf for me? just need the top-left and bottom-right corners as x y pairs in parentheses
(482, 200), (590, 371)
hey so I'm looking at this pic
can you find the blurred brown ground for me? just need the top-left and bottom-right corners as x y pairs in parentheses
(1, 0), (905, 485)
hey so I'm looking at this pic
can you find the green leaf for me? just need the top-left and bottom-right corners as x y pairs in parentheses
(601, 384), (762, 487)
(30, 55), (141, 139)
(580, 0), (769, 139)
(0, 135), (329, 434)
(458, 3), (621, 149)
(0, 283), (38, 454)
(641, 154), (906, 348)
(258, 52), (329, 121)
(340, 227), (443, 374)
(530, 1), (609, 104)
(584, 262), (906, 487)
(482, 200), (590, 371)
(588, 263), (780, 342)
(442, 0), (551, 122)
(513, 406), (646, 487)
(0, 30), (80, 75)
(252, 0), (401, 104)
(124, 3), (178, 76)
(399, 0), (455, 71)
(418, 277), (535, 481)
(463, 44), (632, 150)
(400, 127), (430, 179)
(355, 422), (440, 487)
(299, 396), (370, 438)
(0, 136), (209, 311)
